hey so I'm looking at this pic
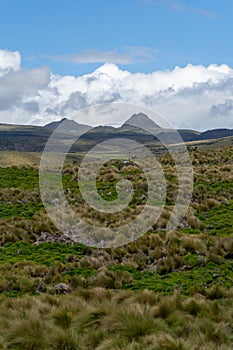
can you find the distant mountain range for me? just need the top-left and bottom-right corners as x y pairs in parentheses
(0, 113), (233, 152)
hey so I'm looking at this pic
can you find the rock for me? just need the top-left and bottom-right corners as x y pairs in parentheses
(66, 188), (71, 195)
(119, 160), (134, 170)
(140, 194), (148, 201)
(33, 232), (73, 245)
(54, 283), (71, 294)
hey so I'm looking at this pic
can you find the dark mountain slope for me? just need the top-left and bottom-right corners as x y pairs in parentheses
(195, 128), (233, 141)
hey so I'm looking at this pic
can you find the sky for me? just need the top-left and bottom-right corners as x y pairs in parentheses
(0, 0), (233, 130)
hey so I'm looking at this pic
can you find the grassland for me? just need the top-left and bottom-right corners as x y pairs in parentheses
(0, 147), (233, 348)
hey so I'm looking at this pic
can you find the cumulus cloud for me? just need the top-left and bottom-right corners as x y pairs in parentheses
(40, 63), (233, 130)
(211, 99), (233, 117)
(0, 67), (50, 111)
(1, 49), (233, 130)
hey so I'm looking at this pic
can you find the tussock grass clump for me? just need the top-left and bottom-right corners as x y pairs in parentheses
(0, 289), (232, 349)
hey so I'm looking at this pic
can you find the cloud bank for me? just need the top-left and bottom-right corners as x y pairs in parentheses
(0, 49), (233, 130)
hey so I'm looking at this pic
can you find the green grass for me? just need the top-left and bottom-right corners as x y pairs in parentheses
(0, 150), (232, 298)
(0, 167), (39, 189)
(198, 200), (233, 236)
(123, 261), (233, 295)
(0, 238), (232, 297)
(0, 241), (88, 265)
(0, 202), (44, 218)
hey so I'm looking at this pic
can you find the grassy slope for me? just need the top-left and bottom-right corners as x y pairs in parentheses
(0, 147), (233, 348)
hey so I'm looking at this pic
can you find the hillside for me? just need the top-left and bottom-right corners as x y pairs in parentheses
(195, 128), (233, 141)
(0, 146), (233, 348)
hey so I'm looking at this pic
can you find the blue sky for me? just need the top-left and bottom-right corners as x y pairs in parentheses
(1, 0), (233, 130)
(0, 0), (230, 75)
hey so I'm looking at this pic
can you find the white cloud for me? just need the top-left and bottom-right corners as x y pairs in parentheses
(1, 49), (233, 130)
(0, 49), (21, 76)
(47, 46), (158, 65)
(41, 63), (233, 130)
(0, 67), (50, 111)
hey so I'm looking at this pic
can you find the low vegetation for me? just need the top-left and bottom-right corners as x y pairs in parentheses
(0, 288), (233, 349)
(0, 146), (233, 348)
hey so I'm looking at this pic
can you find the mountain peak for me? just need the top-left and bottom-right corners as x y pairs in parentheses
(123, 112), (161, 130)
(44, 118), (91, 133)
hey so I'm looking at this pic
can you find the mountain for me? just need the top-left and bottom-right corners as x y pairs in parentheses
(177, 129), (201, 141)
(157, 129), (201, 144)
(0, 115), (233, 153)
(194, 128), (233, 141)
(0, 123), (52, 152)
(122, 112), (161, 131)
(44, 117), (91, 134)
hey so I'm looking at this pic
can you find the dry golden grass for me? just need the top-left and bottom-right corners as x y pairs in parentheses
(0, 289), (232, 349)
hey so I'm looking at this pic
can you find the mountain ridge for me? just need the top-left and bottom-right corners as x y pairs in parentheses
(0, 113), (232, 152)
(44, 117), (91, 133)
